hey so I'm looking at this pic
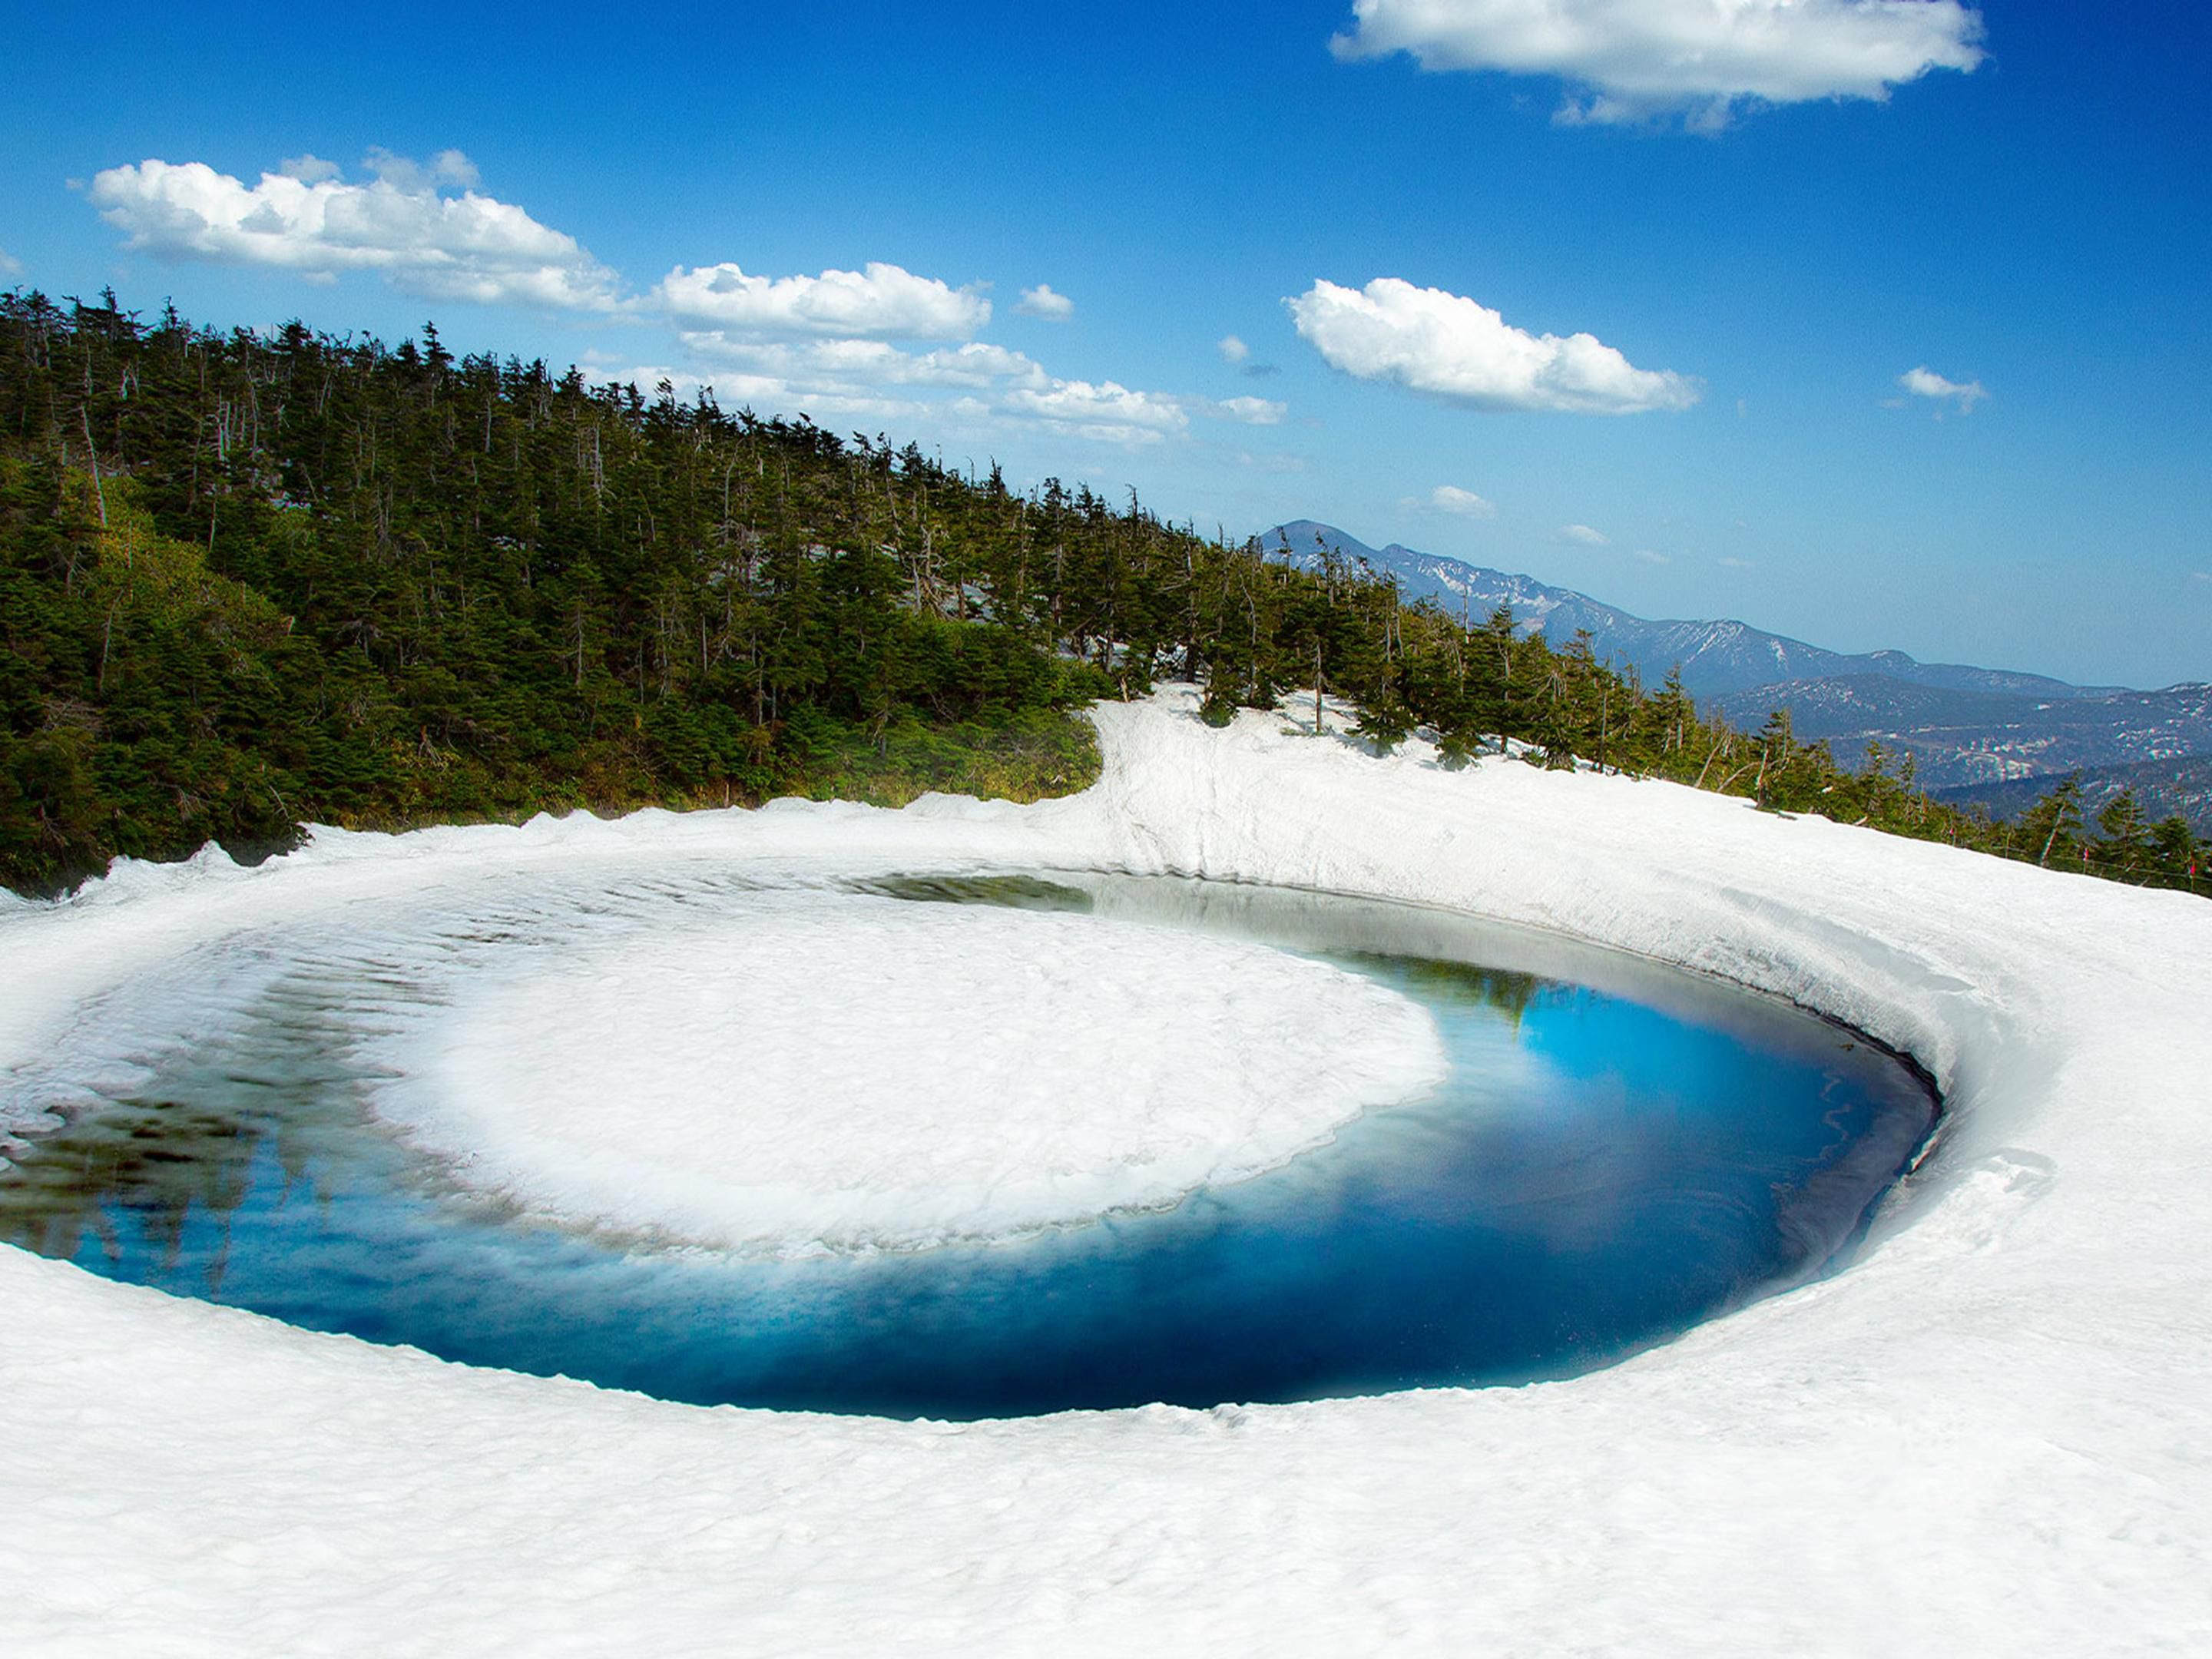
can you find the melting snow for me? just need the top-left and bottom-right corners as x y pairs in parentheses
(2, 686), (2209, 1654)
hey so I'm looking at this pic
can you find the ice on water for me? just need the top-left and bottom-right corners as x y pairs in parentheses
(369, 888), (1445, 1253)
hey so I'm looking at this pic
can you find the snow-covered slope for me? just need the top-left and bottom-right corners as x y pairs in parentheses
(3, 690), (2209, 1656)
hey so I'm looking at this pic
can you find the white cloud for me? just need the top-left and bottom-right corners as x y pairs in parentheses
(1633, 548), (1671, 564)
(83, 148), (1224, 450)
(1898, 363), (1988, 412)
(1015, 283), (1074, 320)
(995, 379), (1191, 444)
(1556, 523), (1611, 545)
(1333, 0), (1985, 127)
(607, 363), (934, 425)
(1217, 333), (1281, 378)
(88, 154), (622, 310)
(1200, 394), (1288, 426)
(656, 260), (988, 340)
(680, 334), (1041, 390)
(0, 247), (22, 278)
(1288, 276), (1697, 414)
(668, 334), (1211, 446)
(1428, 484), (1497, 517)
(1717, 555), (1756, 569)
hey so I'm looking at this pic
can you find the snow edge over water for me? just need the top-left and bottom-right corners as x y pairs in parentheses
(3, 686), (2209, 1655)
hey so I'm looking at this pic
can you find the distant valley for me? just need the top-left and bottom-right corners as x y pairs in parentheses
(1263, 521), (2212, 823)
(1933, 755), (2212, 840)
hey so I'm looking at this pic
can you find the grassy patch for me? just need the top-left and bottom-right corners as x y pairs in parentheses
(790, 707), (1103, 807)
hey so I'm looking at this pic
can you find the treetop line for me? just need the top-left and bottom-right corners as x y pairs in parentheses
(0, 290), (2199, 899)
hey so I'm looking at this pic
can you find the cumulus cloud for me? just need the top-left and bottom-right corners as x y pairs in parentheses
(1555, 523), (1611, 545)
(88, 153), (623, 310)
(84, 148), (1241, 449)
(1898, 363), (1988, 412)
(1333, 0), (1985, 127)
(1289, 276), (1697, 413)
(656, 260), (988, 340)
(1015, 283), (1075, 320)
(1427, 484), (1498, 516)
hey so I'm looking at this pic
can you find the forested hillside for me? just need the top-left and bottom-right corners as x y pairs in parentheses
(1, 290), (2202, 899)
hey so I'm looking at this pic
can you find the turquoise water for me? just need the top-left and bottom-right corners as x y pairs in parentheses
(0, 873), (1934, 1418)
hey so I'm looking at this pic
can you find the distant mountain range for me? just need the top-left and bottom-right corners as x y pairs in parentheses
(1260, 520), (2210, 798)
(1934, 755), (2212, 839)
(1707, 677), (2212, 797)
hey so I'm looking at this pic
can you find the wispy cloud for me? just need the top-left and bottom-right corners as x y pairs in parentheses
(1333, 0), (1986, 130)
(1289, 276), (1697, 414)
(0, 247), (22, 278)
(1197, 394), (1287, 426)
(661, 333), (1268, 446)
(1898, 364), (1988, 412)
(1555, 523), (1611, 546)
(1217, 333), (1280, 378)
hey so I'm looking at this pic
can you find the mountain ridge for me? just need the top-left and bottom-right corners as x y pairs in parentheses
(1261, 520), (2128, 701)
(1260, 520), (2207, 790)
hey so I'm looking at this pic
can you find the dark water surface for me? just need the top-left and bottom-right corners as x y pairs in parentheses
(0, 873), (1934, 1418)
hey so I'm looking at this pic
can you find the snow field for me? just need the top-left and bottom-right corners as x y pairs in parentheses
(2, 686), (2209, 1654)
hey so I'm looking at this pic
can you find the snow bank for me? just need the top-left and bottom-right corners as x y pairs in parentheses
(3, 687), (2210, 1655)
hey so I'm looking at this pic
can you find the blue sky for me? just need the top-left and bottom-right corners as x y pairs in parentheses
(3, 1), (2207, 686)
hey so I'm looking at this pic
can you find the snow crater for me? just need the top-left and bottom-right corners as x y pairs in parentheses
(369, 890), (1447, 1253)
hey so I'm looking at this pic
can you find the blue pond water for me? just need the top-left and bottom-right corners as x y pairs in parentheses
(0, 873), (1934, 1419)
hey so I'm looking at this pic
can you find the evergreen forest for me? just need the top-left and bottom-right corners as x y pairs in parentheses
(1, 291), (2201, 899)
